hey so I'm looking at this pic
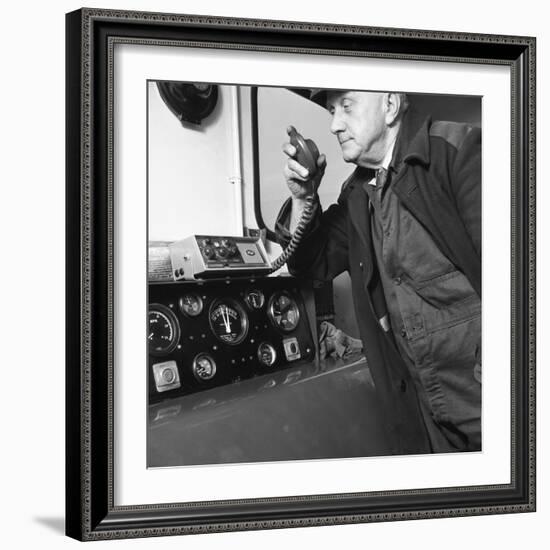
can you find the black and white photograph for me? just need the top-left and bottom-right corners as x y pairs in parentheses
(147, 82), (483, 467)
(2, 0), (546, 546)
(63, 6), (536, 542)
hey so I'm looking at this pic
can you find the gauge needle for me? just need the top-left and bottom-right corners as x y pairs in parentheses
(224, 306), (231, 333)
(148, 332), (153, 340)
(221, 306), (231, 333)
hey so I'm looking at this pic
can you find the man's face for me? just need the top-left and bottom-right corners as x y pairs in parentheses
(326, 91), (388, 167)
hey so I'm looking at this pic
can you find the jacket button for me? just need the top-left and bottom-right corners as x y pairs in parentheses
(400, 328), (407, 338)
(359, 262), (363, 269)
(394, 277), (402, 285)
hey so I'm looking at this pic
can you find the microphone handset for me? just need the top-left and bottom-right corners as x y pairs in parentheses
(269, 126), (321, 272)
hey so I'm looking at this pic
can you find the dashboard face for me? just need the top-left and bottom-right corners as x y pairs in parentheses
(192, 353), (217, 381)
(179, 293), (203, 317)
(148, 277), (314, 402)
(148, 304), (180, 356)
(244, 288), (265, 310)
(268, 291), (300, 332)
(208, 298), (249, 345)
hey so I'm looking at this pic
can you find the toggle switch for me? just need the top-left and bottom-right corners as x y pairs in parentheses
(283, 337), (301, 362)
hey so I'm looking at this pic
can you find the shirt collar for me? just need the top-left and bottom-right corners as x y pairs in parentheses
(348, 109), (432, 193)
(366, 137), (397, 187)
(381, 136), (397, 170)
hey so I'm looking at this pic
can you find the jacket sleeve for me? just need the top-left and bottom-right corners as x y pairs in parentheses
(450, 126), (482, 257)
(274, 195), (350, 281)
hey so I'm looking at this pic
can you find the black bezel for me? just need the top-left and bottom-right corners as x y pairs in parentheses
(148, 303), (180, 357)
(66, 8), (536, 541)
(267, 290), (301, 333)
(178, 292), (204, 318)
(244, 288), (266, 310)
(192, 352), (218, 382)
(257, 342), (277, 367)
(208, 297), (249, 345)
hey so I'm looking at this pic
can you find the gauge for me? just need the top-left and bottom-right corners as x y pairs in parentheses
(192, 353), (217, 382)
(148, 304), (180, 356)
(179, 293), (203, 317)
(268, 291), (300, 332)
(257, 342), (277, 367)
(245, 289), (265, 310)
(208, 298), (248, 345)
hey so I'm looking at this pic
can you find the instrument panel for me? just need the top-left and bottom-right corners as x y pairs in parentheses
(169, 235), (272, 280)
(148, 276), (315, 402)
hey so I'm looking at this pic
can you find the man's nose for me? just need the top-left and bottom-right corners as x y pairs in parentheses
(330, 113), (345, 135)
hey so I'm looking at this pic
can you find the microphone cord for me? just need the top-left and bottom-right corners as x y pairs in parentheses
(269, 194), (316, 273)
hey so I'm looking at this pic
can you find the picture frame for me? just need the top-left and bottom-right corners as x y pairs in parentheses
(65, 7), (536, 541)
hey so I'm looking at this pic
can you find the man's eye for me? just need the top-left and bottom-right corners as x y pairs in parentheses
(342, 102), (352, 112)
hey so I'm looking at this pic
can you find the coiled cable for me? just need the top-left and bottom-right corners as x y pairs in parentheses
(269, 194), (316, 273)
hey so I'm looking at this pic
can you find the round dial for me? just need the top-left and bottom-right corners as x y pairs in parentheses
(204, 246), (215, 260)
(215, 246), (229, 260)
(257, 342), (277, 367)
(245, 289), (265, 310)
(268, 291), (300, 332)
(192, 353), (217, 381)
(148, 304), (180, 356)
(179, 293), (203, 317)
(208, 298), (248, 345)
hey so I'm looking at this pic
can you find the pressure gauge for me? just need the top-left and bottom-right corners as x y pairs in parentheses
(179, 293), (203, 317)
(208, 298), (249, 345)
(257, 342), (277, 367)
(245, 289), (265, 310)
(148, 304), (180, 356)
(192, 353), (217, 382)
(268, 291), (300, 332)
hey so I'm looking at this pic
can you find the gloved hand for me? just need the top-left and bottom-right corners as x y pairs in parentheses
(318, 321), (363, 359)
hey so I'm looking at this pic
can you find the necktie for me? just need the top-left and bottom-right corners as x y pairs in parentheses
(376, 167), (389, 188)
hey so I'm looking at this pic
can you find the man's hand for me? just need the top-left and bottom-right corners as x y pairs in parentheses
(282, 126), (327, 201)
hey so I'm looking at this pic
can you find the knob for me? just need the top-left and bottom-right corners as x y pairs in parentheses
(216, 246), (229, 259)
(203, 246), (214, 259)
(162, 368), (175, 384)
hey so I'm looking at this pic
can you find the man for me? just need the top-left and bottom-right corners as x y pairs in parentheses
(276, 90), (481, 454)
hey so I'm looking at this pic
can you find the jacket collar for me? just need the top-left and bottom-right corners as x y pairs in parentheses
(390, 109), (431, 175)
(342, 108), (432, 193)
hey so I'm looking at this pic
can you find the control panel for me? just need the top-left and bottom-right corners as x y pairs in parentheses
(148, 276), (315, 402)
(169, 235), (272, 280)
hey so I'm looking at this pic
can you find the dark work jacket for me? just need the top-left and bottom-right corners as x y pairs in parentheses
(276, 109), (481, 455)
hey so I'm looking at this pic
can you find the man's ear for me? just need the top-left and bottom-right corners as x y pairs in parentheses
(383, 93), (401, 126)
